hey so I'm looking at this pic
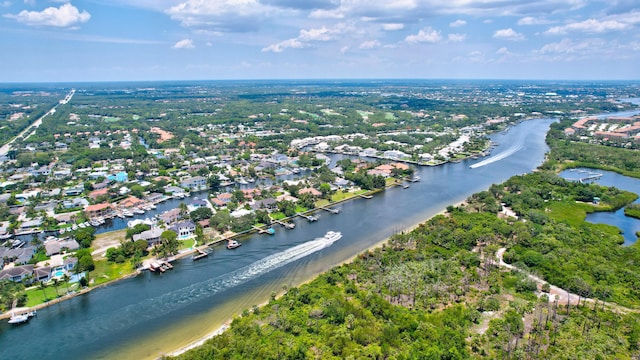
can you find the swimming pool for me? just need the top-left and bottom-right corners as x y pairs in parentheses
(53, 270), (65, 278)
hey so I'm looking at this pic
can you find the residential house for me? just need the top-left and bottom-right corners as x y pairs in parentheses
(180, 176), (207, 191)
(44, 238), (80, 256)
(0, 265), (34, 283)
(159, 208), (181, 225)
(85, 203), (114, 220)
(169, 220), (196, 239)
(299, 187), (322, 197)
(119, 196), (144, 210)
(251, 198), (278, 211)
(133, 227), (164, 247)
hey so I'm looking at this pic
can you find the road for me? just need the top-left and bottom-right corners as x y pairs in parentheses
(0, 88), (75, 157)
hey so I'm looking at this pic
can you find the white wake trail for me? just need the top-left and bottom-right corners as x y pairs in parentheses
(469, 143), (524, 169)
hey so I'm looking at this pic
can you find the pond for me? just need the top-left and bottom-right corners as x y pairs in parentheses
(560, 168), (640, 245)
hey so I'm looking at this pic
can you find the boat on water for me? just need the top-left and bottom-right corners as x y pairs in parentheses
(133, 208), (145, 215)
(324, 231), (342, 243)
(226, 240), (242, 249)
(266, 227), (275, 235)
(122, 210), (134, 217)
(8, 310), (36, 325)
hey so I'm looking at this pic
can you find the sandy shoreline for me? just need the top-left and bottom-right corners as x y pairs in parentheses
(166, 200), (466, 358)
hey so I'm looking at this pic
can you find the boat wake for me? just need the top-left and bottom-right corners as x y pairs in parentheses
(69, 233), (342, 339)
(469, 143), (524, 169)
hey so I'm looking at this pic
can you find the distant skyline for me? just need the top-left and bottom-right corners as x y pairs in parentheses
(1, 0), (639, 82)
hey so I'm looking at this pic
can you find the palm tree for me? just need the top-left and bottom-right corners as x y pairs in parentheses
(52, 278), (60, 297)
(39, 281), (48, 301)
(178, 202), (189, 219)
(62, 274), (71, 294)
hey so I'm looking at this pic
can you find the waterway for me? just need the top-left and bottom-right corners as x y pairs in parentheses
(1, 118), (556, 359)
(560, 168), (640, 245)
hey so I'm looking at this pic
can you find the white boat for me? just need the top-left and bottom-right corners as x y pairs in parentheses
(324, 231), (342, 243)
(226, 240), (242, 249)
(8, 311), (35, 325)
(123, 210), (134, 217)
(133, 208), (145, 215)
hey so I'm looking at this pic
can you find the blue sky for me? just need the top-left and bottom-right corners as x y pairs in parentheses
(1, 0), (639, 82)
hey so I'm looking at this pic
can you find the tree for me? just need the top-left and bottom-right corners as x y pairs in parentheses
(207, 175), (221, 191)
(194, 224), (205, 244)
(190, 207), (212, 222)
(155, 230), (179, 258)
(319, 183), (332, 198)
(39, 281), (49, 302)
(178, 202), (189, 219)
(62, 273), (71, 294)
(126, 223), (151, 240)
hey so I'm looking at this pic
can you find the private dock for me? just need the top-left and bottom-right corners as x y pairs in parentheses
(272, 219), (295, 229)
(359, 194), (373, 199)
(320, 206), (341, 214)
(193, 247), (210, 261)
(297, 213), (318, 222)
(254, 226), (275, 235)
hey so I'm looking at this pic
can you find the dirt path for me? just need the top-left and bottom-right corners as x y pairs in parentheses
(495, 248), (636, 313)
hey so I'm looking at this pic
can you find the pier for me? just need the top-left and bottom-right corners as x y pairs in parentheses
(253, 226), (275, 235)
(319, 206), (341, 214)
(193, 247), (210, 261)
(272, 219), (295, 229)
(359, 194), (373, 199)
(297, 213), (318, 222)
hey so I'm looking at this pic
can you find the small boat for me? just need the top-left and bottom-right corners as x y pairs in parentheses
(266, 227), (275, 235)
(402, 183), (410, 189)
(8, 311), (35, 325)
(133, 208), (145, 215)
(71, 224), (78, 231)
(78, 223), (86, 228)
(123, 210), (134, 217)
(324, 231), (342, 243)
(227, 240), (242, 249)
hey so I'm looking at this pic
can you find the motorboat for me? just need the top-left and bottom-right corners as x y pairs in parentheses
(226, 240), (242, 249)
(324, 231), (342, 243)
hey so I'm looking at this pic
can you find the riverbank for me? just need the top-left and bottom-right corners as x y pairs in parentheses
(166, 198), (467, 358)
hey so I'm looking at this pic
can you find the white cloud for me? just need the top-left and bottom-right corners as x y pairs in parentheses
(262, 38), (304, 52)
(1, 1), (11, 8)
(493, 28), (525, 41)
(360, 40), (381, 49)
(166, 0), (284, 30)
(449, 19), (466, 28)
(518, 16), (551, 25)
(382, 23), (404, 31)
(173, 38), (195, 49)
(5, 3), (90, 27)
(545, 18), (630, 35)
(448, 33), (466, 42)
(496, 47), (510, 55)
(262, 23), (354, 53)
(405, 27), (442, 43)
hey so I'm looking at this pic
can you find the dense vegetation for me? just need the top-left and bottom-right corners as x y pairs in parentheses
(175, 168), (640, 359)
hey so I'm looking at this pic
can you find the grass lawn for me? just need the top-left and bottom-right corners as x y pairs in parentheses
(90, 259), (136, 286)
(25, 282), (79, 307)
(180, 239), (195, 250)
(270, 212), (286, 220)
(294, 206), (308, 213)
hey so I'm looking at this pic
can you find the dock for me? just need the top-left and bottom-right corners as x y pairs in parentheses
(193, 247), (210, 261)
(148, 260), (174, 272)
(297, 213), (318, 222)
(359, 194), (373, 199)
(272, 219), (295, 229)
(319, 206), (341, 214)
(253, 226), (275, 235)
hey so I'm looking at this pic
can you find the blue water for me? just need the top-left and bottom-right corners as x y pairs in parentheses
(560, 168), (640, 245)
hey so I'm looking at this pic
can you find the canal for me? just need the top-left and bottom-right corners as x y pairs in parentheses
(1, 118), (555, 359)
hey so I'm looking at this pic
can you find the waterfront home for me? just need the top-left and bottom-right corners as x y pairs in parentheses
(216, 193), (233, 204)
(34, 266), (51, 282)
(0, 246), (35, 265)
(145, 192), (164, 204)
(85, 202), (114, 220)
(0, 265), (34, 282)
(133, 227), (163, 247)
(164, 185), (187, 197)
(169, 220), (196, 239)
(44, 238), (80, 256)
(88, 188), (109, 201)
(251, 198), (278, 211)
(299, 187), (322, 197)
(119, 196), (144, 210)
(180, 176), (207, 191)
(159, 208), (181, 225)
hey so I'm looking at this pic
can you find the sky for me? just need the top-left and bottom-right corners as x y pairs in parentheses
(1, 0), (639, 82)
